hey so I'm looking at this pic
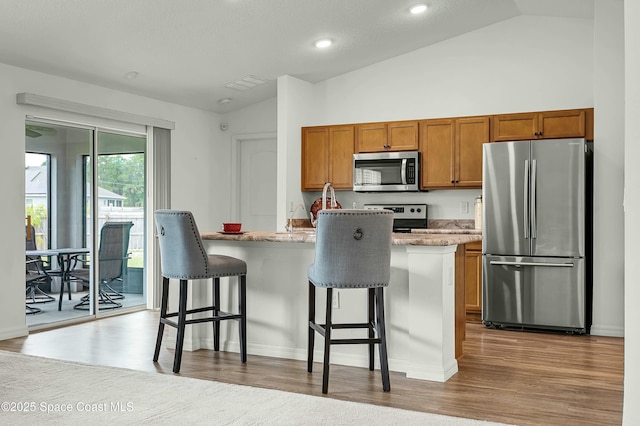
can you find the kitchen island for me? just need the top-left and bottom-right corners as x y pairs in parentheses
(197, 230), (481, 383)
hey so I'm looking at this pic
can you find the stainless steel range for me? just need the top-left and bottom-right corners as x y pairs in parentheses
(363, 203), (427, 233)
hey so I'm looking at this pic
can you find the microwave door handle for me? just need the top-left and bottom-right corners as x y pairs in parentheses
(401, 159), (407, 185)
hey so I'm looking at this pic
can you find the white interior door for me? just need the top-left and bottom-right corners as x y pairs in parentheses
(238, 136), (277, 231)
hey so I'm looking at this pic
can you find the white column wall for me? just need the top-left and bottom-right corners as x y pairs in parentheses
(624, 0), (640, 423)
(592, 0), (625, 336)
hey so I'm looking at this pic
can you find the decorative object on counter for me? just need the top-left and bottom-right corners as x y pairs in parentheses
(154, 210), (248, 373)
(223, 222), (242, 233)
(307, 209), (393, 394)
(474, 196), (482, 230)
(309, 182), (341, 227)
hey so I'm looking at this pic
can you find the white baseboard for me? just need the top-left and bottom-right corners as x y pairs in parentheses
(590, 324), (624, 337)
(0, 326), (28, 341)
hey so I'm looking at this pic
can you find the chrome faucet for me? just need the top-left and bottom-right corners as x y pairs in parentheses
(286, 203), (305, 233)
(310, 182), (337, 227)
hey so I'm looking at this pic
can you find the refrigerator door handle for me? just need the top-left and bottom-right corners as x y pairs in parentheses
(531, 159), (537, 239)
(524, 160), (530, 239)
(489, 260), (574, 268)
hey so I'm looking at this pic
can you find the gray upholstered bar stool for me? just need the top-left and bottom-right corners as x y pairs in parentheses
(307, 209), (393, 394)
(153, 210), (247, 373)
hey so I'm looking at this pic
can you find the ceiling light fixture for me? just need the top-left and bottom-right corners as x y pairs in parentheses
(314, 39), (333, 49)
(218, 98), (232, 104)
(410, 4), (427, 14)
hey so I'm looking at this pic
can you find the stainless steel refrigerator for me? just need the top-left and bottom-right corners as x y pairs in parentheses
(482, 138), (593, 333)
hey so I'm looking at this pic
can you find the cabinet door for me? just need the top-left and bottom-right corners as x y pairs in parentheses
(538, 109), (586, 139)
(492, 113), (538, 141)
(387, 121), (419, 151)
(465, 242), (483, 316)
(356, 123), (387, 152)
(420, 119), (454, 189)
(328, 125), (355, 189)
(301, 127), (329, 191)
(455, 116), (489, 188)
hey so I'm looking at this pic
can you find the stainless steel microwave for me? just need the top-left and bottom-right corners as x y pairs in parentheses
(353, 151), (420, 192)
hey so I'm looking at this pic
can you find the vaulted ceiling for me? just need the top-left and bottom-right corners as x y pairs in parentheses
(0, 0), (593, 113)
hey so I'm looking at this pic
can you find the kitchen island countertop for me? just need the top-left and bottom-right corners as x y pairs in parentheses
(201, 230), (481, 246)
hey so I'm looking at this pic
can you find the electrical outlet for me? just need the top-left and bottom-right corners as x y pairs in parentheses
(460, 201), (469, 214)
(332, 291), (340, 309)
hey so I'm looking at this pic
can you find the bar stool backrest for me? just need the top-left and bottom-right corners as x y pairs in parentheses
(154, 210), (209, 279)
(310, 209), (393, 289)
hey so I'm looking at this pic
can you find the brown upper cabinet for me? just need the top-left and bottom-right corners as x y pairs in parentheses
(301, 125), (354, 191)
(302, 107), (593, 192)
(420, 116), (489, 189)
(356, 120), (419, 152)
(492, 108), (591, 142)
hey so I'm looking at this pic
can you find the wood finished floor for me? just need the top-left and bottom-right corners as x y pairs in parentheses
(0, 311), (623, 425)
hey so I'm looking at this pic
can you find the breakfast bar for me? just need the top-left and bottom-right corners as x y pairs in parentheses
(198, 230), (481, 383)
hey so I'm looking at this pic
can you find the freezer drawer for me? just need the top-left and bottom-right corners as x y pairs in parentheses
(482, 255), (586, 332)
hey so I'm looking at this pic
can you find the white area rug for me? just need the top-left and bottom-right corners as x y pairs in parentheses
(0, 350), (504, 425)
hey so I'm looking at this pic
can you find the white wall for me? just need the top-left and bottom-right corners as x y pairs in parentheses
(222, 97), (277, 136)
(624, 0), (640, 422)
(0, 62), (220, 339)
(316, 16), (593, 122)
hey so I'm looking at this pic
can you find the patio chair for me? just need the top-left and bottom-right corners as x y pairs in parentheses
(25, 225), (56, 305)
(70, 221), (133, 310)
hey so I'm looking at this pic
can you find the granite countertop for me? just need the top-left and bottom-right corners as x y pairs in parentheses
(201, 230), (482, 246)
(411, 228), (482, 235)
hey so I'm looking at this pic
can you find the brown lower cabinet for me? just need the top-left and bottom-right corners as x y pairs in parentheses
(455, 240), (483, 359)
(465, 241), (483, 323)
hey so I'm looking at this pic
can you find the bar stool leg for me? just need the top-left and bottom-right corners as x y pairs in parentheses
(153, 276), (170, 362)
(213, 277), (220, 352)
(173, 279), (188, 373)
(238, 275), (247, 363)
(368, 288), (375, 371)
(375, 287), (390, 392)
(322, 287), (333, 394)
(307, 282), (316, 373)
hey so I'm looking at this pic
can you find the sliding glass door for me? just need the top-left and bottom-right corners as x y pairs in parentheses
(25, 120), (147, 327)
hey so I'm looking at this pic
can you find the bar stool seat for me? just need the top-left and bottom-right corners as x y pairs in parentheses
(153, 210), (247, 373)
(307, 209), (393, 394)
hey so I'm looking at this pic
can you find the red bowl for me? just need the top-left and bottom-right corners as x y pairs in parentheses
(223, 223), (242, 233)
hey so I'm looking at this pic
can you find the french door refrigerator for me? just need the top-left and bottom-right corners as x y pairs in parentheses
(482, 138), (593, 333)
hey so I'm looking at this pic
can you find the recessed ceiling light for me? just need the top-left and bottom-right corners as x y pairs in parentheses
(124, 71), (139, 80)
(314, 39), (333, 49)
(218, 98), (232, 104)
(410, 4), (427, 14)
